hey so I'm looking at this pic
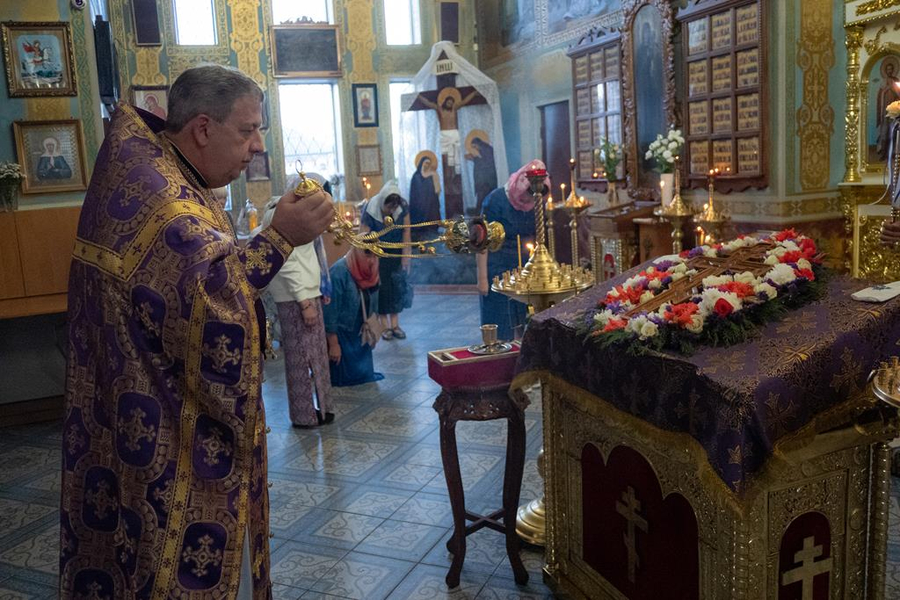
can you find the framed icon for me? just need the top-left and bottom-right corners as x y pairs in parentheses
(271, 23), (341, 78)
(356, 145), (382, 176)
(1, 21), (77, 97)
(246, 151), (271, 182)
(352, 83), (378, 128)
(13, 119), (88, 194)
(132, 86), (169, 120)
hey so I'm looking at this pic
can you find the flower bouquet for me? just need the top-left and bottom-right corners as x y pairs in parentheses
(644, 128), (684, 174)
(583, 229), (825, 355)
(595, 137), (623, 179)
(0, 162), (24, 212)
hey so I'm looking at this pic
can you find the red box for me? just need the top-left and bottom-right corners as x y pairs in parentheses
(427, 343), (521, 390)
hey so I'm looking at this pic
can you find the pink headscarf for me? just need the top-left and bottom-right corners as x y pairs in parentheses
(505, 160), (551, 212)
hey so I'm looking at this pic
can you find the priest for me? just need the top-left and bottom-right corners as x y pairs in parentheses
(58, 65), (333, 599)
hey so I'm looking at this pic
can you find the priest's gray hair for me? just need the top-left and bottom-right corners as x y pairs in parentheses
(165, 64), (263, 133)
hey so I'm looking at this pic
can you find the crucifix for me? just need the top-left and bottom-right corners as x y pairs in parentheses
(781, 536), (833, 600)
(625, 241), (777, 317)
(615, 485), (649, 584)
(406, 51), (487, 219)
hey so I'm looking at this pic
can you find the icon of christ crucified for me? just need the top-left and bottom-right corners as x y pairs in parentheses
(407, 62), (487, 219)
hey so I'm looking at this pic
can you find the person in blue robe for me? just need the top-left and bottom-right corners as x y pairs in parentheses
(361, 181), (412, 340)
(324, 248), (385, 386)
(476, 160), (550, 341)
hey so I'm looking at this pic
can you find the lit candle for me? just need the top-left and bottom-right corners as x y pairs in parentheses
(660, 179), (666, 207)
(560, 183), (566, 200)
(696, 226), (705, 246)
(517, 234), (522, 270)
(526, 242), (535, 256)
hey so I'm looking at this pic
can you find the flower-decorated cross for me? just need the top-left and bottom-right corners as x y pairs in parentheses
(625, 242), (775, 317)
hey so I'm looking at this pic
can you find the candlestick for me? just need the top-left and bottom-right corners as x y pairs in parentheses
(517, 234), (522, 270)
(546, 196), (556, 259)
(568, 157), (577, 199)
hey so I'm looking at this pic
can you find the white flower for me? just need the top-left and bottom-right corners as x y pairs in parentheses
(671, 271), (685, 282)
(593, 309), (615, 326)
(734, 271), (757, 285)
(887, 100), (900, 119)
(703, 248), (718, 258)
(668, 140), (678, 150)
(702, 274), (733, 287)
(649, 278), (662, 290)
(639, 290), (654, 304)
(698, 288), (741, 317)
(766, 263), (797, 286)
(796, 258), (811, 271)
(645, 151), (653, 160)
(686, 314), (704, 334)
(765, 254), (778, 265)
(754, 282), (777, 299)
(663, 150), (673, 160)
(673, 262), (687, 274)
(639, 321), (659, 339)
(626, 315), (649, 335)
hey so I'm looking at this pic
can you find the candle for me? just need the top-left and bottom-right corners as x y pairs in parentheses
(560, 183), (566, 200)
(517, 234), (522, 270)
(660, 179), (666, 207)
(526, 242), (535, 256)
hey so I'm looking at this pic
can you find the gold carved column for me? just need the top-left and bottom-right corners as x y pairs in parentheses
(797, 0), (834, 192)
(844, 27), (864, 184)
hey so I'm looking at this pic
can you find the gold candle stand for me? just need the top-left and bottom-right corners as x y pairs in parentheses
(493, 165), (593, 546)
(694, 168), (729, 245)
(653, 163), (696, 254)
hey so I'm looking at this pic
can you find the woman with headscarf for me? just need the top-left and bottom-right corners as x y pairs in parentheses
(323, 247), (385, 386)
(476, 160), (550, 341)
(360, 181), (412, 340)
(260, 173), (335, 426)
(409, 152), (442, 240)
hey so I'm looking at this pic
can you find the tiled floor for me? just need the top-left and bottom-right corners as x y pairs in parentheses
(2, 292), (900, 598)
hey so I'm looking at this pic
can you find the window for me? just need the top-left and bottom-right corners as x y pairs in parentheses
(272, 0), (332, 24)
(173, 0), (217, 45)
(390, 80), (415, 179)
(384, 0), (421, 45)
(279, 82), (343, 179)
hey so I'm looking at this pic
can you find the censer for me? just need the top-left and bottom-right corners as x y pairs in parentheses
(293, 170), (506, 257)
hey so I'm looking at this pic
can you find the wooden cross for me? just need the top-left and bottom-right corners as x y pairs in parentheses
(625, 241), (776, 317)
(615, 485), (649, 584)
(406, 51), (488, 219)
(781, 536), (833, 600)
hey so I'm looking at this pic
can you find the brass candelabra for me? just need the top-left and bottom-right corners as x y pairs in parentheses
(653, 161), (697, 254)
(694, 168), (729, 245)
(293, 170), (505, 258)
(491, 166), (593, 313)
(492, 164), (593, 547)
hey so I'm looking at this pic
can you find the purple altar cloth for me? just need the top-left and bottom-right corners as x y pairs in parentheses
(515, 263), (900, 495)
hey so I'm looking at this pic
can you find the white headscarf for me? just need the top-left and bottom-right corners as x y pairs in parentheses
(364, 180), (404, 224)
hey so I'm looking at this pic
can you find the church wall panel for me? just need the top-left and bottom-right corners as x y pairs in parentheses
(482, 0), (848, 251)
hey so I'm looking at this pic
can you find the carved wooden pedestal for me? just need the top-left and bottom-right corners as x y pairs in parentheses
(432, 386), (530, 588)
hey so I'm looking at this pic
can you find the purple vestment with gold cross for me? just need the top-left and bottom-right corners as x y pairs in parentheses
(59, 104), (292, 600)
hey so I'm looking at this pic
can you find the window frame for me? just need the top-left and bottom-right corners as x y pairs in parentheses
(383, 0), (422, 46)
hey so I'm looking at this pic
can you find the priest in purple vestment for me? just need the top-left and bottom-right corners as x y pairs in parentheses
(59, 65), (333, 600)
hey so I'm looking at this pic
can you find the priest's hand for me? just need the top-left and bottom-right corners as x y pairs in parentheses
(880, 219), (900, 247)
(270, 189), (333, 246)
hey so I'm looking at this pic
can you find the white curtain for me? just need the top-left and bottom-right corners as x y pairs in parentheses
(397, 41), (509, 216)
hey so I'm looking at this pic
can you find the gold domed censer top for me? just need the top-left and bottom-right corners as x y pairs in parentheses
(292, 166), (506, 259)
(491, 164), (593, 313)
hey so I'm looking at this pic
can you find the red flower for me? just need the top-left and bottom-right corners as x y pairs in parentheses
(774, 228), (799, 242)
(798, 237), (818, 261)
(679, 249), (691, 258)
(779, 250), (803, 264)
(714, 297), (734, 317)
(664, 302), (699, 327)
(794, 268), (815, 281)
(603, 318), (627, 332)
(718, 281), (755, 298)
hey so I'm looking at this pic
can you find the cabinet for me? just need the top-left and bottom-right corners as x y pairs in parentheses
(0, 206), (81, 319)
(567, 26), (623, 191)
